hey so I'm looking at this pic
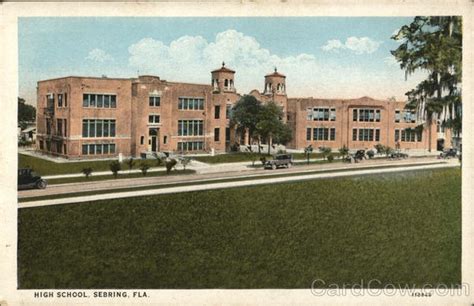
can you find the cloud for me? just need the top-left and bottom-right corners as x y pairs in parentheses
(86, 48), (113, 62)
(322, 36), (382, 54)
(127, 29), (418, 100)
(384, 56), (399, 67)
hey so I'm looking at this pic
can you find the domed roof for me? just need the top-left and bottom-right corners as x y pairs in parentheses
(211, 62), (235, 73)
(265, 67), (286, 78)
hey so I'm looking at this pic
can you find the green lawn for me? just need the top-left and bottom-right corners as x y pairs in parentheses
(194, 152), (340, 164)
(19, 153), (160, 176)
(18, 168), (461, 289)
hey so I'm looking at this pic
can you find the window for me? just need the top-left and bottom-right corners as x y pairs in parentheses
(64, 119), (67, 137)
(312, 108), (333, 121)
(395, 130), (400, 142)
(395, 110), (401, 123)
(226, 105), (232, 119)
(82, 119), (116, 138)
(177, 141), (204, 151)
(330, 128), (336, 141)
(149, 115), (160, 124)
(177, 120), (204, 136)
(64, 93), (68, 107)
(355, 129), (377, 141)
(178, 97), (204, 110)
(39, 140), (44, 150)
(46, 119), (51, 135)
(354, 109), (380, 122)
(225, 127), (230, 142)
(47, 94), (55, 108)
(57, 119), (62, 136)
(306, 128), (311, 141)
(63, 144), (67, 154)
(82, 94), (117, 108)
(312, 127), (335, 141)
(401, 130), (406, 142)
(163, 136), (167, 144)
(307, 108), (313, 121)
(417, 130), (422, 142)
(375, 110), (381, 122)
(58, 94), (63, 107)
(149, 96), (160, 107)
(214, 127), (220, 142)
(140, 136), (144, 145)
(214, 105), (220, 119)
(353, 109), (358, 121)
(81, 143), (116, 155)
(330, 108), (336, 121)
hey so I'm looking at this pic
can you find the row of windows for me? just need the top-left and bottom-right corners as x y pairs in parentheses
(82, 143), (116, 155)
(395, 110), (416, 123)
(177, 141), (204, 151)
(395, 129), (422, 142)
(177, 120), (204, 136)
(178, 97), (204, 110)
(352, 128), (381, 142)
(46, 93), (68, 108)
(306, 108), (336, 121)
(353, 109), (381, 122)
(83, 94), (117, 108)
(82, 119), (116, 138)
(306, 127), (336, 141)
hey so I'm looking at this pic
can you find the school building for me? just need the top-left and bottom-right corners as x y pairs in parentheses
(35, 63), (452, 159)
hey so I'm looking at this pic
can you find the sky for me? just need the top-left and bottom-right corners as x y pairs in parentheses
(18, 17), (427, 105)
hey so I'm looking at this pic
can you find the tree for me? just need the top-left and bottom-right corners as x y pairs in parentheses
(82, 167), (93, 178)
(304, 145), (313, 164)
(391, 16), (462, 151)
(109, 160), (121, 178)
(165, 158), (177, 174)
(338, 145), (349, 160)
(319, 146), (332, 160)
(179, 157), (191, 171)
(139, 163), (150, 176)
(230, 95), (263, 151)
(18, 97), (36, 130)
(126, 158), (135, 171)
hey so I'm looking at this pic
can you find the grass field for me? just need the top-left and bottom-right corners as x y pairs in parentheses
(193, 152), (341, 164)
(17, 168), (461, 289)
(19, 153), (160, 176)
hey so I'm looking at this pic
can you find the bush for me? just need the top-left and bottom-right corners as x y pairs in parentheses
(366, 150), (375, 159)
(374, 143), (385, 154)
(260, 156), (267, 165)
(165, 159), (177, 174)
(338, 145), (349, 159)
(179, 157), (191, 171)
(126, 158), (135, 171)
(82, 167), (93, 178)
(109, 160), (121, 178)
(327, 154), (334, 162)
(139, 163), (150, 176)
(319, 146), (332, 160)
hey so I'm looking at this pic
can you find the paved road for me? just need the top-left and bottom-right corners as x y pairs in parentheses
(18, 157), (458, 208)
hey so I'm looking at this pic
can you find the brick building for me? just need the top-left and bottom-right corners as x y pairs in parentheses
(36, 64), (451, 159)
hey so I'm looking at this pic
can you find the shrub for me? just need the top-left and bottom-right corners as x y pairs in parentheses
(165, 159), (177, 174)
(366, 150), (375, 159)
(338, 145), (349, 159)
(179, 157), (191, 171)
(126, 158), (135, 171)
(319, 146), (332, 160)
(139, 163), (150, 176)
(109, 160), (121, 178)
(260, 156), (267, 165)
(374, 143), (385, 154)
(82, 167), (93, 178)
(327, 154), (334, 163)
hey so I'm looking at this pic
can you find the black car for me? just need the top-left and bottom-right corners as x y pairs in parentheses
(18, 168), (47, 190)
(264, 154), (293, 170)
(439, 148), (457, 159)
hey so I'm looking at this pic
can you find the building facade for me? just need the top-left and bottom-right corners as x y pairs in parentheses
(36, 64), (450, 159)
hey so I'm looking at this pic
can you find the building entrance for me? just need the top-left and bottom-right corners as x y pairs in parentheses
(149, 128), (160, 152)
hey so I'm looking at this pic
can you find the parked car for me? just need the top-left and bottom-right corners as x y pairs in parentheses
(264, 154), (293, 170)
(390, 151), (409, 159)
(439, 148), (457, 159)
(18, 168), (47, 190)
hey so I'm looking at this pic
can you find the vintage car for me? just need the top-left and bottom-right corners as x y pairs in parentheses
(18, 168), (47, 190)
(264, 154), (293, 170)
(439, 148), (458, 159)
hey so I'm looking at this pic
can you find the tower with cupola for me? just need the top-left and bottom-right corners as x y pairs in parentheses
(264, 67), (288, 119)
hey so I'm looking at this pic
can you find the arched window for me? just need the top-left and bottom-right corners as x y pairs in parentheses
(224, 79), (229, 87)
(230, 79), (234, 88)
